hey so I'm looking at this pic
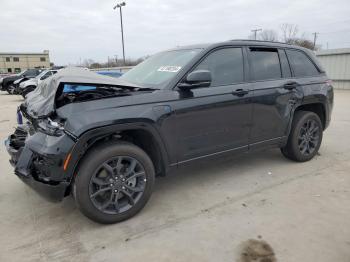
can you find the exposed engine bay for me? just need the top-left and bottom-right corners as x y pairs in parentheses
(55, 84), (133, 107)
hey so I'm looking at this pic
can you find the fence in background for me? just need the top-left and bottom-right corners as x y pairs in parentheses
(316, 48), (350, 90)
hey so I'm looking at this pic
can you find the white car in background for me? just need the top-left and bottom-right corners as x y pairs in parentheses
(19, 69), (59, 98)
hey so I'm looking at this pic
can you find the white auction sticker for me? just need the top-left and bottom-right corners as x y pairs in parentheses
(157, 66), (182, 73)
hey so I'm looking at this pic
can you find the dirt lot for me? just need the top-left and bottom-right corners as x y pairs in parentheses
(0, 90), (349, 262)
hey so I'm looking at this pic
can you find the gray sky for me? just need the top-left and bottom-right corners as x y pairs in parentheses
(1, 0), (349, 65)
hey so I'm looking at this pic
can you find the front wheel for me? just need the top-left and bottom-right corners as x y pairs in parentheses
(281, 111), (323, 162)
(74, 141), (155, 224)
(6, 87), (14, 94)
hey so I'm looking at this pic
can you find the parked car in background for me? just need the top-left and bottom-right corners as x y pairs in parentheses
(18, 69), (59, 97)
(0, 73), (11, 85)
(0, 69), (43, 94)
(5, 40), (333, 223)
(96, 71), (123, 78)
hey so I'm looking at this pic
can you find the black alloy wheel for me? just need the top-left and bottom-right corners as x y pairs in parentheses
(298, 119), (320, 156)
(89, 156), (147, 214)
(281, 111), (323, 162)
(74, 141), (155, 224)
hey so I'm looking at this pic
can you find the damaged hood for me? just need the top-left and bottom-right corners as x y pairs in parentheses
(24, 67), (141, 118)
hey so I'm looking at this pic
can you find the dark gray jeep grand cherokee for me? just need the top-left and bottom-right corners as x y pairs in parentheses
(6, 40), (333, 223)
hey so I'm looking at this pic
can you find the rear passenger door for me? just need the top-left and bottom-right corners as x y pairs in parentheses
(248, 47), (300, 148)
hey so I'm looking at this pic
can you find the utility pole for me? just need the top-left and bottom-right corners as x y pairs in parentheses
(312, 32), (319, 50)
(113, 2), (126, 65)
(251, 28), (262, 40)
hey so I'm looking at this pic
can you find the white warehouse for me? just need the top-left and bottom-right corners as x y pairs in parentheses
(316, 48), (350, 90)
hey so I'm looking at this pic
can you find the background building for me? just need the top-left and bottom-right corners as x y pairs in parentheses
(0, 50), (50, 74)
(316, 48), (350, 90)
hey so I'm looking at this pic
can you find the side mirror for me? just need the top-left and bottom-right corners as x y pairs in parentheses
(178, 70), (211, 90)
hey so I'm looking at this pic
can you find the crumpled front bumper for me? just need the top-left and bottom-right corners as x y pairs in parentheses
(5, 126), (75, 202)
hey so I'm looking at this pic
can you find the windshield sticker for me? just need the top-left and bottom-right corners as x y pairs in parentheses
(157, 66), (182, 73)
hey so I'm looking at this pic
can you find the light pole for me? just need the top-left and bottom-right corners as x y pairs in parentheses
(113, 2), (126, 65)
(251, 28), (262, 40)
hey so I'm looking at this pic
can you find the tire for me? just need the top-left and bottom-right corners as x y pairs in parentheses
(281, 111), (323, 162)
(22, 86), (36, 98)
(74, 141), (155, 224)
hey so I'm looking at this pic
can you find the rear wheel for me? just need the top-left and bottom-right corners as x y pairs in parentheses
(281, 111), (323, 162)
(74, 141), (155, 224)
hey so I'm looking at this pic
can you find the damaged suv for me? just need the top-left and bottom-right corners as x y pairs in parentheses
(6, 40), (333, 224)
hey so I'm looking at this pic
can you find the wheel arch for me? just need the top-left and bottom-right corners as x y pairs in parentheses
(294, 102), (326, 129)
(66, 123), (170, 187)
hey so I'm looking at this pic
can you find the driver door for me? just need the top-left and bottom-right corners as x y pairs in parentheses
(173, 47), (253, 163)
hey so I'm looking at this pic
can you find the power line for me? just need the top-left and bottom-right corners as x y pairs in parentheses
(303, 19), (350, 30)
(319, 29), (350, 35)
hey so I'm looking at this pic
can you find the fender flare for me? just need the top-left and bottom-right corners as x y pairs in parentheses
(65, 122), (171, 179)
(286, 98), (328, 138)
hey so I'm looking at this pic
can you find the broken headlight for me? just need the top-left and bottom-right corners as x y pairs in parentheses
(37, 118), (65, 136)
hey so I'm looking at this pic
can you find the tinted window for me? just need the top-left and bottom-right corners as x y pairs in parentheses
(13, 57), (19, 62)
(286, 50), (319, 77)
(194, 48), (244, 86)
(249, 48), (281, 81)
(5, 57), (10, 62)
(24, 69), (39, 77)
(41, 72), (52, 80)
(40, 57), (46, 62)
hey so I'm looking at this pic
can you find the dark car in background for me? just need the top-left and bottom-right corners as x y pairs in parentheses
(5, 40), (333, 224)
(1, 69), (43, 94)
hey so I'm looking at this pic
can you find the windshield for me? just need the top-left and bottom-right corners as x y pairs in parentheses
(19, 70), (28, 76)
(120, 49), (201, 88)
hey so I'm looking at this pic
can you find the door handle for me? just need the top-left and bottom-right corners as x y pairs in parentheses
(232, 89), (249, 97)
(283, 81), (299, 90)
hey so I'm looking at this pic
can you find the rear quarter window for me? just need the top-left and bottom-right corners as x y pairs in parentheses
(286, 49), (320, 77)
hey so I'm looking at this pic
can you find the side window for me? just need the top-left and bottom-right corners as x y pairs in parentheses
(249, 48), (282, 81)
(286, 49), (319, 77)
(193, 48), (244, 87)
(41, 72), (52, 80)
(24, 69), (37, 77)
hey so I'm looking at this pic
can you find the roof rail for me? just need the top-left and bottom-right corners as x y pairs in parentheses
(229, 39), (292, 46)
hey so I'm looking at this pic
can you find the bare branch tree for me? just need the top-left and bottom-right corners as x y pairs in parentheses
(292, 38), (318, 50)
(259, 30), (279, 41)
(280, 23), (298, 43)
